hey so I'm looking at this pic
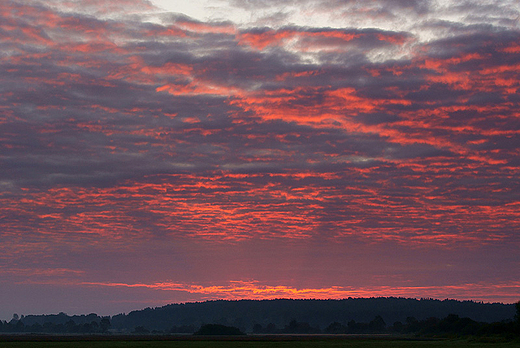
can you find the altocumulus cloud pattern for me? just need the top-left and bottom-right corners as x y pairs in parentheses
(0, 0), (519, 318)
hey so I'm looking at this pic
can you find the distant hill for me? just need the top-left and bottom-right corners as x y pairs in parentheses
(109, 298), (516, 333)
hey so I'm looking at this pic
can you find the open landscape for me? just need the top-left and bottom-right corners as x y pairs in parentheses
(1, 1), (519, 345)
(1, 299), (519, 347)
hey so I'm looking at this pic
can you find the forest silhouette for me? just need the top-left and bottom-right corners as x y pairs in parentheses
(1, 298), (518, 339)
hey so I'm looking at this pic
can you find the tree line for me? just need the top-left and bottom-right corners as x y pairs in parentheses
(0, 316), (110, 334)
(110, 298), (517, 332)
(248, 309), (520, 338)
(2, 298), (518, 338)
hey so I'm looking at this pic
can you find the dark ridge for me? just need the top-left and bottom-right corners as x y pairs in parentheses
(5, 298), (516, 335)
(109, 298), (516, 333)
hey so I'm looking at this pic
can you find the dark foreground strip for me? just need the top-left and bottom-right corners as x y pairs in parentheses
(0, 334), (442, 342)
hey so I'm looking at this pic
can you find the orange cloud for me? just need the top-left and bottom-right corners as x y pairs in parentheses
(81, 280), (520, 304)
(238, 29), (362, 50)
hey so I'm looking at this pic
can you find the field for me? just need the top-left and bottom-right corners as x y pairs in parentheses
(1, 335), (519, 348)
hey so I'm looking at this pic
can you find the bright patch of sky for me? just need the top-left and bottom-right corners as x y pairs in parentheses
(151, 0), (519, 44)
(152, 0), (250, 23)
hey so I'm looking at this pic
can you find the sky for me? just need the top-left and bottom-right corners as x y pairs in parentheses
(0, 0), (519, 320)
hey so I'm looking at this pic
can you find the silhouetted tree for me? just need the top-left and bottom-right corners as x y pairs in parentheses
(369, 315), (386, 332)
(100, 318), (111, 333)
(283, 319), (320, 334)
(392, 321), (404, 333)
(414, 317), (435, 335)
(405, 316), (420, 333)
(15, 320), (25, 332)
(325, 321), (347, 334)
(252, 323), (263, 333)
(29, 322), (43, 333)
(265, 323), (277, 333)
(43, 321), (54, 333)
(348, 319), (369, 333)
(91, 321), (99, 332)
(65, 319), (77, 333)
(55, 323), (65, 333)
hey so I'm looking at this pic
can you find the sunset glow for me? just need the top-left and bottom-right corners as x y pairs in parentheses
(0, 0), (519, 319)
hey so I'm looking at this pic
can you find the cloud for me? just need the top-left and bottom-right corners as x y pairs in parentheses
(2, 0), (520, 322)
(229, 0), (431, 13)
(33, 0), (158, 17)
(68, 279), (520, 304)
(0, 0), (519, 301)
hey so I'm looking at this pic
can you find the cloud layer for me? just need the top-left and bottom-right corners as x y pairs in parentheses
(0, 0), (519, 318)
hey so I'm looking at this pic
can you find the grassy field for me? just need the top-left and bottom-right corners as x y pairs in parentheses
(1, 336), (519, 348)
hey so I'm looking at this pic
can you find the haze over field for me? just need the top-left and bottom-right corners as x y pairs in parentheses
(0, 0), (519, 319)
